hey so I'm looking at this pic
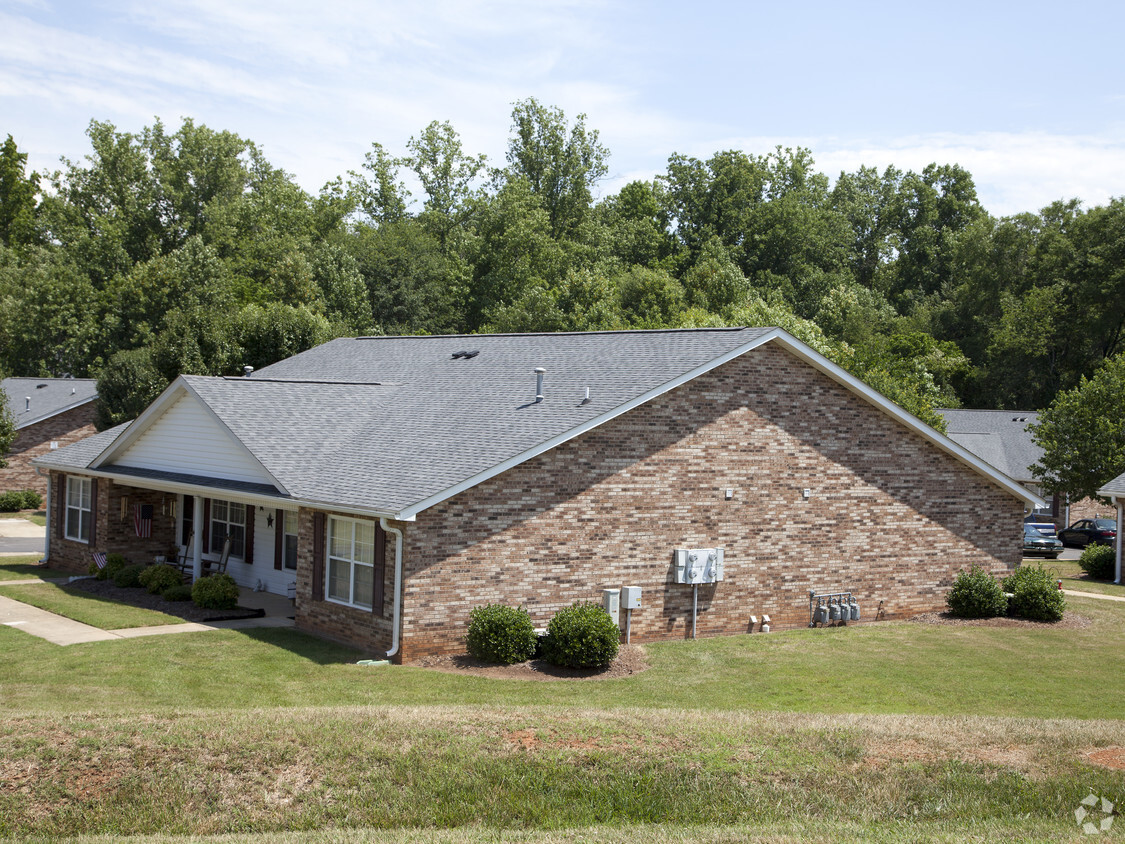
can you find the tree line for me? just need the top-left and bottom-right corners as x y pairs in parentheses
(1, 100), (1123, 488)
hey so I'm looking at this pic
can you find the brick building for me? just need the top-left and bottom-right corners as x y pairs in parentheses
(1, 378), (98, 497)
(33, 328), (1041, 662)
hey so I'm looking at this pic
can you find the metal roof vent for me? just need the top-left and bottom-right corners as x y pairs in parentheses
(36, 383), (47, 389)
(242, 366), (254, 377)
(451, 350), (480, 360)
(534, 368), (546, 403)
(25, 397), (30, 411)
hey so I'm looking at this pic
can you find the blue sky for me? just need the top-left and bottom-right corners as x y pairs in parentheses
(2, 0), (1123, 216)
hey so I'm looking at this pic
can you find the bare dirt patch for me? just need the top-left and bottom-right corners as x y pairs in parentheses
(909, 610), (1091, 630)
(414, 644), (649, 681)
(1087, 747), (1125, 770)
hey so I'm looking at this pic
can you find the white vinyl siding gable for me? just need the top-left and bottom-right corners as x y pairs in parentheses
(110, 394), (273, 485)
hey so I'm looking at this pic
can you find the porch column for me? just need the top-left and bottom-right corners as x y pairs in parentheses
(41, 471), (51, 563)
(193, 496), (204, 581)
(1116, 498), (1123, 585)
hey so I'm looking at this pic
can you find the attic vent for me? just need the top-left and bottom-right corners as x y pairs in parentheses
(450, 350), (480, 360)
(1012, 416), (1027, 422)
(36, 383), (47, 389)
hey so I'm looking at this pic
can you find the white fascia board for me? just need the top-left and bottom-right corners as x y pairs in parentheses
(397, 327), (1043, 519)
(395, 329), (788, 519)
(16, 395), (98, 430)
(768, 333), (1045, 510)
(89, 376), (290, 496)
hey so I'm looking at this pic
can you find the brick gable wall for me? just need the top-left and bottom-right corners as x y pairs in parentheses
(394, 344), (1022, 662)
(1, 404), (97, 496)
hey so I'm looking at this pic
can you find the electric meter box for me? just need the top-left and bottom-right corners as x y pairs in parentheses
(673, 548), (724, 584)
(621, 586), (642, 609)
(602, 588), (620, 625)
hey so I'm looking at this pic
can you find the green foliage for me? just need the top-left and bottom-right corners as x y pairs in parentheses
(95, 347), (167, 430)
(1002, 564), (1066, 622)
(191, 572), (239, 610)
(0, 490), (38, 511)
(139, 564), (183, 595)
(0, 383), (13, 468)
(95, 553), (127, 581)
(946, 566), (1007, 618)
(465, 604), (538, 665)
(1079, 544), (1117, 580)
(0, 135), (40, 249)
(1031, 353), (1125, 501)
(113, 563), (147, 589)
(161, 583), (193, 602)
(540, 602), (620, 669)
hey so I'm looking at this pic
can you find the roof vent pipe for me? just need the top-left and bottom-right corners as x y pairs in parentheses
(242, 366), (254, 377)
(534, 367), (546, 403)
(25, 397), (30, 411)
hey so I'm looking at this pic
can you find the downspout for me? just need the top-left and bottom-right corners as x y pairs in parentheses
(380, 517), (404, 659)
(36, 468), (50, 563)
(1115, 497), (1123, 585)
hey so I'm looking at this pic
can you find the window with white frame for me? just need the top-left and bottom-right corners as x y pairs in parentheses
(209, 499), (246, 557)
(65, 477), (91, 542)
(283, 510), (298, 570)
(327, 516), (374, 609)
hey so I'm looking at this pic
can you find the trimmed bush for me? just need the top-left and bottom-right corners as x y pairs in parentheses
(96, 553), (127, 581)
(162, 583), (194, 602)
(141, 564), (183, 595)
(946, 566), (1007, 618)
(19, 490), (42, 510)
(192, 573), (239, 610)
(465, 604), (538, 665)
(540, 602), (620, 669)
(0, 489), (43, 511)
(1079, 544), (1116, 581)
(113, 563), (147, 588)
(1003, 564), (1066, 622)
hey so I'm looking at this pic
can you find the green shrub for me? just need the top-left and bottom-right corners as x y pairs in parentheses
(192, 573), (239, 610)
(96, 553), (127, 581)
(465, 604), (538, 665)
(1079, 544), (1117, 580)
(162, 583), (194, 602)
(540, 602), (620, 669)
(113, 563), (147, 588)
(0, 491), (24, 511)
(19, 490), (42, 510)
(141, 564), (182, 595)
(1003, 564), (1066, 622)
(946, 566), (1007, 618)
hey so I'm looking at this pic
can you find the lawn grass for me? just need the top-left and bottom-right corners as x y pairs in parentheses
(0, 706), (1120, 840)
(0, 554), (73, 581)
(0, 582), (186, 629)
(0, 510), (47, 526)
(1049, 559), (1125, 597)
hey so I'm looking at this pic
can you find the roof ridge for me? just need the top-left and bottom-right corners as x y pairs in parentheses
(351, 326), (764, 341)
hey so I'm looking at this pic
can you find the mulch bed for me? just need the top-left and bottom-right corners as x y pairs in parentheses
(909, 610), (1091, 630)
(414, 644), (649, 681)
(64, 577), (264, 623)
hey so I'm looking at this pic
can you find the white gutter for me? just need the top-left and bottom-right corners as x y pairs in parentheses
(380, 517), (404, 659)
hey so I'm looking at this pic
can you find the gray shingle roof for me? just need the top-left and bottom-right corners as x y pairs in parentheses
(1099, 472), (1125, 498)
(2, 377), (98, 429)
(33, 423), (130, 470)
(937, 409), (1042, 483)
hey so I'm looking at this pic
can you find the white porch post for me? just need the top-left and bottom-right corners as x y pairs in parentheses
(40, 470), (51, 562)
(192, 496), (204, 581)
(1116, 498), (1123, 585)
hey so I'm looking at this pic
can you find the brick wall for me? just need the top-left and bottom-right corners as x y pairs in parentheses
(1, 404), (97, 496)
(46, 472), (177, 573)
(394, 344), (1023, 662)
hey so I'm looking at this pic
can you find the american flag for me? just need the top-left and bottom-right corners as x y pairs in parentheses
(134, 504), (153, 538)
(92, 551), (107, 569)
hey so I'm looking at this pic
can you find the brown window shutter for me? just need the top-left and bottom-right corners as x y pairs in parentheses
(274, 509), (284, 570)
(244, 505), (254, 564)
(312, 512), (325, 601)
(56, 474), (66, 539)
(373, 522), (385, 614)
(202, 498), (211, 550)
(88, 479), (98, 546)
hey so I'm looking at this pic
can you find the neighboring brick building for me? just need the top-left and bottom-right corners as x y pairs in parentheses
(34, 329), (1040, 662)
(1, 378), (98, 497)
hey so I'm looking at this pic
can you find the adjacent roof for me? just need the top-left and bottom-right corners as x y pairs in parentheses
(937, 409), (1042, 484)
(2, 377), (98, 429)
(1100, 472), (1125, 499)
(35, 328), (1043, 517)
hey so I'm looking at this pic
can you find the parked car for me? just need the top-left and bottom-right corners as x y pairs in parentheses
(1023, 525), (1064, 559)
(1024, 520), (1058, 538)
(1057, 518), (1118, 548)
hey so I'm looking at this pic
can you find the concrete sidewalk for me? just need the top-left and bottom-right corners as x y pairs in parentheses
(0, 586), (294, 646)
(1063, 588), (1125, 603)
(0, 516), (47, 555)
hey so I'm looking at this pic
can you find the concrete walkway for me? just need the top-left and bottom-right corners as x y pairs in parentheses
(0, 516), (47, 555)
(0, 582), (294, 646)
(1063, 588), (1125, 603)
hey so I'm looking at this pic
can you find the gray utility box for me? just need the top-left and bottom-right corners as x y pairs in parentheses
(673, 548), (724, 584)
(621, 585), (642, 609)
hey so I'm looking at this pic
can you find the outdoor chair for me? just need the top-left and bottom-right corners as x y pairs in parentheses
(201, 535), (233, 577)
(174, 532), (194, 577)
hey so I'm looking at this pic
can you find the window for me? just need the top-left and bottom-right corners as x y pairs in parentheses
(283, 510), (298, 570)
(65, 477), (91, 543)
(326, 516), (374, 609)
(210, 499), (246, 558)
